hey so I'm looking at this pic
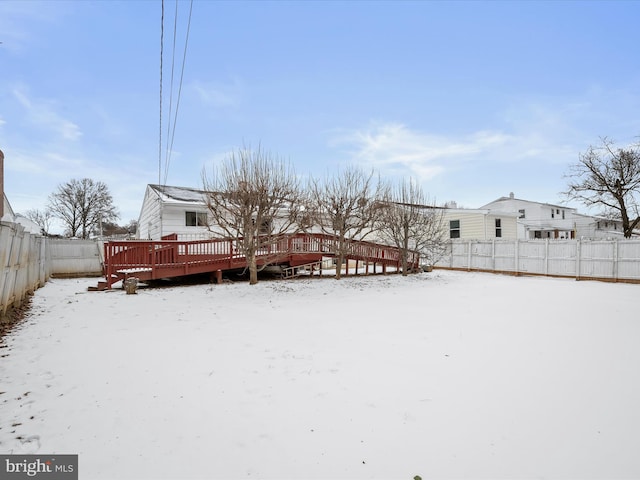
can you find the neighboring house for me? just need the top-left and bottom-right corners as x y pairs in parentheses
(14, 214), (43, 235)
(136, 184), (521, 243)
(442, 205), (518, 240)
(136, 184), (212, 240)
(572, 213), (628, 239)
(2, 192), (15, 223)
(479, 192), (629, 240)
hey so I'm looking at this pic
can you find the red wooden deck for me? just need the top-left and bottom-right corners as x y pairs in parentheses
(101, 233), (418, 288)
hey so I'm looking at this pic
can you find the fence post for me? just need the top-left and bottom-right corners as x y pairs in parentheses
(491, 239), (496, 271)
(449, 240), (454, 268)
(576, 239), (581, 280)
(514, 239), (519, 275)
(544, 238), (549, 276)
(613, 239), (619, 281)
(467, 241), (472, 271)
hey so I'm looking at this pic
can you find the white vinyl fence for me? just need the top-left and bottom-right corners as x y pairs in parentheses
(48, 239), (104, 277)
(0, 221), (49, 319)
(437, 239), (640, 282)
(1, 226), (107, 320)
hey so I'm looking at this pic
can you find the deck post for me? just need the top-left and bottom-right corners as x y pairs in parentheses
(151, 241), (156, 278)
(215, 269), (223, 284)
(105, 242), (112, 288)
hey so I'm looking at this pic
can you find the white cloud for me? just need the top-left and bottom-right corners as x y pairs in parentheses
(333, 95), (619, 186)
(0, 1), (70, 54)
(12, 86), (82, 141)
(191, 79), (243, 108)
(6, 150), (87, 177)
(333, 122), (515, 181)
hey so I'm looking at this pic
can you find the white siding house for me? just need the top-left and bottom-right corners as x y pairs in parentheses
(442, 208), (518, 240)
(136, 185), (212, 240)
(480, 192), (627, 240)
(136, 184), (295, 240)
(136, 185), (521, 243)
(2, 193), (15, 223)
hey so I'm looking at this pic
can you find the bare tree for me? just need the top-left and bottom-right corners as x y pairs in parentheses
(124, 219), (139, 236)
(309, 166), (384, 279)
(24, 208), (54, 236)
(564, 137), (640, 238)
(94, 219), (138, 238)
(48, 178), (119, 239)
(202, 146), (305, 285)
(376, 178), (447, 275)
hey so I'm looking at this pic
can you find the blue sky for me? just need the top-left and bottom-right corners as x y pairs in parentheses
(2, 0), (640, 231)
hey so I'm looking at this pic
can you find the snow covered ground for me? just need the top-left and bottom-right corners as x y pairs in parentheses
(1, 270), (639, 479)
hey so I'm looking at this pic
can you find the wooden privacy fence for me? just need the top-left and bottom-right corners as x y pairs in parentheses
(0, 222), (49, 320)
(437, 238), (640, 282)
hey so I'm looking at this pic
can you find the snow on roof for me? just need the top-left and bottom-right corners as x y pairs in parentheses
(149, 184), (210, 205)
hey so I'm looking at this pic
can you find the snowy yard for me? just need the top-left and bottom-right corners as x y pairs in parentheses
(1, 270), (639, 479)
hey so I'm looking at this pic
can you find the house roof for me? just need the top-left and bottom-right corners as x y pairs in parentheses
(14, 214), (42, 234)
(149, 184), (209, 205)
(481, 193), (574, 211)
(2, 192), (15, 222)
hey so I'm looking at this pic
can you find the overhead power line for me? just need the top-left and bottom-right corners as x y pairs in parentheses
(158, 0), (164, 185)
(159, 0), (193, 187)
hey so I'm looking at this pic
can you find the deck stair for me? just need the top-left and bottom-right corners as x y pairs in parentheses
(281, 260), (324, 279)
(91, 233), (419, 290)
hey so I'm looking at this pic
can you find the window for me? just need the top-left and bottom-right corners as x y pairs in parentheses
(551, 209), (555, 219)
(449, 220), (460, 239)
(253, 217), (272, 235)
(495, 218), (502, 238)
(518, 209), (526, 219)
(562, 210), (565, 220)
(186, 211), (207, 227)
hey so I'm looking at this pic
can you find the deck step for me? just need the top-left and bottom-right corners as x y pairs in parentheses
(87, 280), (109, 292)
(282, 261), (323, 279)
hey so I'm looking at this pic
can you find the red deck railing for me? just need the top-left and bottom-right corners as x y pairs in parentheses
(103, 233), (419, 287)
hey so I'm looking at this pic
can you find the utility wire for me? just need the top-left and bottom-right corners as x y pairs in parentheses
(166, 0), (193, 181)
(160, 0), (193, 187)
(158, 0), (164, 186)
(163, 0), (178, 186)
